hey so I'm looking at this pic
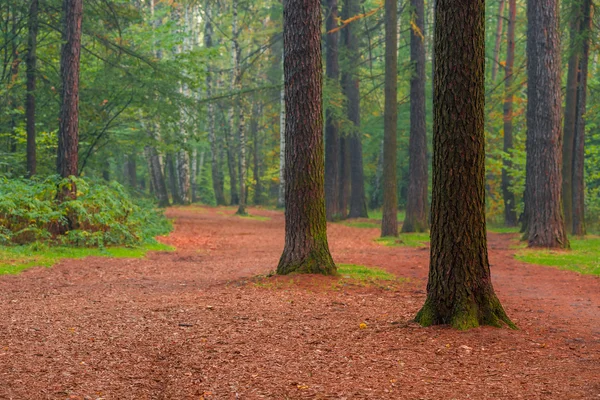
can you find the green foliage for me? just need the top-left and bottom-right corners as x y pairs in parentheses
(0, 176), (171, 247)
(0, 242), (173, 275)
(376, 233), (430, 248)
(516, 236), (600, 276)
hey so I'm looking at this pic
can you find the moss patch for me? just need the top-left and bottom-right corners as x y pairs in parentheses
(0, 242), (174, 275)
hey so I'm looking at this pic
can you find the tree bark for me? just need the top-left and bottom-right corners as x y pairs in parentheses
(524, 0), (569, 248)
(562, 2), (582, 232)
(491, 0), (506, 82)
(26, 0), (38, 178)
(381, 0), (399, 237)
(342, 0), (368, 219)
(414, 0), (514, 330)
(338, 136), (350, 219)
(325, 0), (341, 221)
(501, 0), (517, 226)
(402, 0), (428, 233)
(226, 0), (240, 207)
(277, 74), (286, 209)
(57, 0), (83, 200)
(277, 0), (336, 276)
(145, 145), (169, 207)
(167, 152), (184, 205)
(572, 0), (592, 236)
(236, 98), (248, 216)
(252, 102), (264, 205)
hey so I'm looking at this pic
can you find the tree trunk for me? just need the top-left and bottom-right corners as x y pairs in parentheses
(191, 148), (198, 202)
(236, 99), (248, 215)
(414, 0), (514, 330)
(381, 0), (399, 237)
(277, 0), (336, 276)
(562, 3), (582, 232)
(204, 7), (226, 206)
(338, 137), (350, 219)
(572, 0), (592, 236)
(402, 0), (428, 233)
(145, 145), (169, 207)
(226, 0), (240, 207)
(277, 78), (286, 209)
(26, 0), (38, 178)
(57, 0), (83, 200)
(524, 0), (569, 248)
(501, 0), (517, 226)
(176, 150), (191, 204)
(252, 102), (264, 205)
(491, 0), (506, 82)
(342, 0), (368, 219)
(325, 0), (341, 221)
(167, 152), (184, 205)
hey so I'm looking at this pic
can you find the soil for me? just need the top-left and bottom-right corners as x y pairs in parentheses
(1, 206), (599, 399)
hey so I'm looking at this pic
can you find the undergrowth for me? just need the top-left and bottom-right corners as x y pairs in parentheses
(0, 176), (172, 247)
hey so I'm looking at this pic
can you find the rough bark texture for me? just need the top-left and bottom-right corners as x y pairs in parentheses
(342, 0), (368, 219)
(501, 0), (517, 226)
(381, 0), (398, 237)
(491, 0), (506, 82)
(414, 0), (514, 330)
(562, 3), (582, 232)
(524, 0), (569, 248)
(277, 0), (336, 276)
(572, 0), (592, 236)
(57, 0), (83, 199)
(26, 0), (38, 178)
(324, 0), (341, 221)
(402, 0), (428, 233)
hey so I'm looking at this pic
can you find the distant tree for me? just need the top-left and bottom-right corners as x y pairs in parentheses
(415, 0), (514, 329)
(402, 0), (428, 233)
(325, 0), (341, 221)
(277, 0), (336, 275)
(57, 0), (83, 199)
(491, 0), (506, 82)
(381, 0), (399, 237)
(501, 0), (517, 226)
(26, 0), (38, 178)
(523, 0), (569, 248)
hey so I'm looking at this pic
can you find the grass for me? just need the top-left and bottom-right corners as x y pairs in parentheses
(376, 233), (430, 248)
(487, 225), (521, 234)
(367, 209), (406, 222)
(516, 236), (600, 276)
(337, 263), (397, 282)
(341, 220), (380, 229)
(238, 214), (271, 222)
(0, 242), (174, 275)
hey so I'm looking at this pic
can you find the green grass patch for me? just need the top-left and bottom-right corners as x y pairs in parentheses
(238, 214), (271, 222)
(487, 225), (521, 234)
(367, 209), (406, 223)
(0, 242), (174, 275)
(376, 233), (430, 248)
(341, 220), (380, 229)
(516, 236), (600, 276)
(337, 263), (396, 281)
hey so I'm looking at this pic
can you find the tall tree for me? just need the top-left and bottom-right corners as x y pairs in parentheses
(381, 0), (398, 237)
(226, 0), (240, 206)
(501, 0), (517, 226)
(491, 0), (506, 82)
(415, 0), (514, 329)
(324, 0), (341, 221)
(402, 0), (428, 233)
(57, 0), (83, 199)
(572, 0), (593, 236)
(277, 0), (336, 276)
(252, 102), (264, 205)
(277, 80), (286, 209)
(523, 0), (569, 248)
(342, 0), (368, 219)
(25, 0), (38, 178)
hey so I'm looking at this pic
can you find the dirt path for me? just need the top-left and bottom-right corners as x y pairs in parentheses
(1, 206), (599, 399)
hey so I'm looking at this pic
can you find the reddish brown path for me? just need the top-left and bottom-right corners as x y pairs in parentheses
(0, 206), (599, 399)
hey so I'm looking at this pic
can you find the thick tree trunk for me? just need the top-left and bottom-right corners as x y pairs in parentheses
(572, 0), (592, 236)
(324, 0), (341, 221)
(403, 0), (428, 233)
(342, 0), (368, 219)
(381, 0), (398, 237)
(524, 0), (569, 248)
(414, 0), (514, 330)
(491, 0), (506, 82)
(501, 0), (517, 226)
(57, 0), (83, 200)
(277, 0), (336, 276)
(562, 3), (582, 232)
(26, 0), (38, 178)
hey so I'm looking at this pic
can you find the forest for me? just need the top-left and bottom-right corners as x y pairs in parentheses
(0, 0), (599, 398)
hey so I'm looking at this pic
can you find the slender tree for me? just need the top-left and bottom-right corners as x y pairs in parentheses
(226, 0), (240, 206)
(402, 0), (428, 233)
(277, 80), (286, 209)
(501, 0), (517, 226)
(338, 137), (350, 218)
(381, 0), (398, 237)
(57, 0), (83, 199)
(325, 0), (341, 221)
(523, 0), (569, 248)
(415, 0), (514, 329)
(343, 0), (368, 219)
(252, 102), (264, 205)
(491, 0), (506, 82)
(25, 0), (38, 178)
(277, 0), (336, 275)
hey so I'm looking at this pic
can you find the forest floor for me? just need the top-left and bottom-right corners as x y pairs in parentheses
(1, 206), (599, 399)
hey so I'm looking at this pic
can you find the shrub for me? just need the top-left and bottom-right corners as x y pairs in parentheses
(0, 176), (171, 247)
